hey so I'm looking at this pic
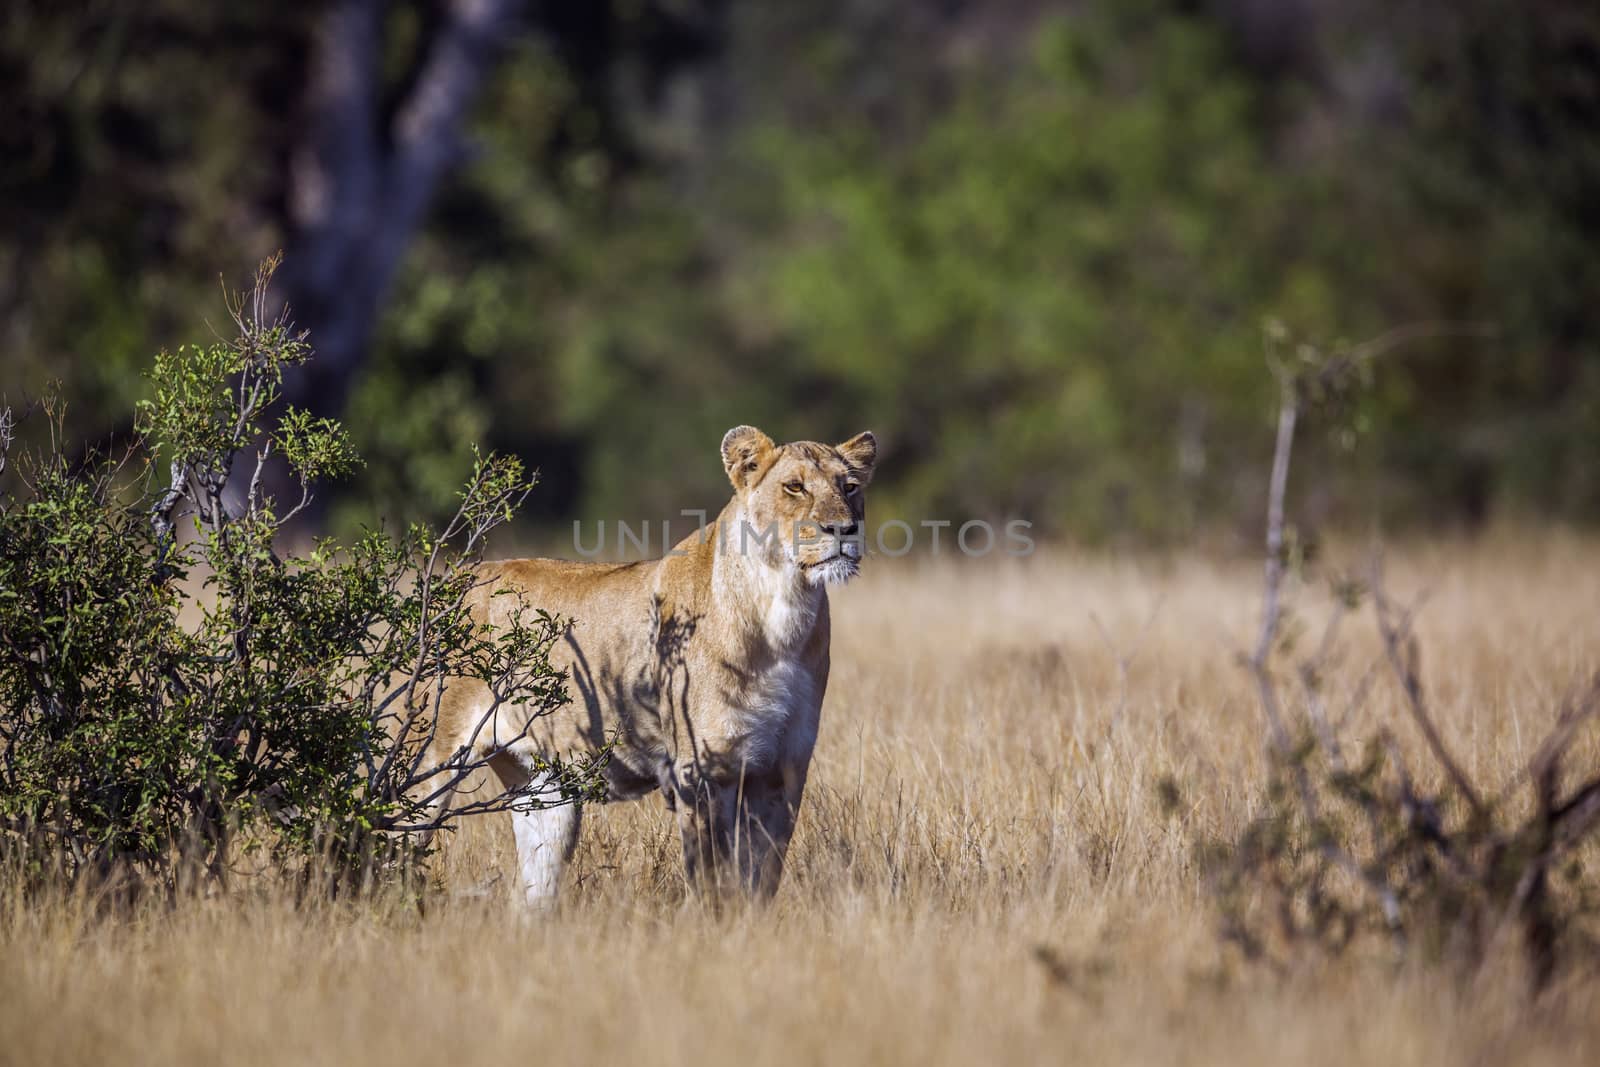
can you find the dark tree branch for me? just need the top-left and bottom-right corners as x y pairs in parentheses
(276, 0), (522, 421)
(286, 0), (384, 301)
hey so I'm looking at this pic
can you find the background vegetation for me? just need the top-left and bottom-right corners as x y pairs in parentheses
(6, 0), (1599, 540)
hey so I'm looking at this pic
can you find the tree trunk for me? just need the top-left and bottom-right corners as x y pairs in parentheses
(274, 0), (522, 418)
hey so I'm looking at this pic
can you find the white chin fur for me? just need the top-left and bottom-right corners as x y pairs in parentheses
(804, 556), (860, 586)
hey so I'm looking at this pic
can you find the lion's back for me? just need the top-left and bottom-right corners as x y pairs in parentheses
(451, 556), (665, 755)
(475, 557), (655, 624)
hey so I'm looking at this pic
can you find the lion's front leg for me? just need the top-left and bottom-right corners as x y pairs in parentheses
(669, 761), (805, 901)
(735, 769), (804, 898)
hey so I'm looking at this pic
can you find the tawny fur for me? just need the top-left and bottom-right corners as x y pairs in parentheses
(427, 426), (877, 905)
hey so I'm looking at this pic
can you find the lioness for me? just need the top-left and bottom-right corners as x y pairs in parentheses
(428, 425), (876, 905)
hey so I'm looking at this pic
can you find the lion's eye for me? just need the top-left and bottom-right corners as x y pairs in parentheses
(844, 481), (861, 496)
(783, 480), (805, 495)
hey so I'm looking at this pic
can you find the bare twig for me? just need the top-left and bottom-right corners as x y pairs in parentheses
(0, 405), (12, 483)
(1247, 377), (1300, 755)
(1370, 557), (1486, 821)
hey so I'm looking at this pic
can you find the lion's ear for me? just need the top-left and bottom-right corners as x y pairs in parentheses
(721, 425), (776, 489)
(836, 431), (878, 481)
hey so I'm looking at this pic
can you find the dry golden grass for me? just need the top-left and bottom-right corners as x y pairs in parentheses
(6, 531), (1600, 1066)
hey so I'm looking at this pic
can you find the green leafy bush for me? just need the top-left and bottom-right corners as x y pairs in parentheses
(0, 260), (603, 893)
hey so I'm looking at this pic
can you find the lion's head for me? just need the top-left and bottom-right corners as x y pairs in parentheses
(720, 425), (877, 585)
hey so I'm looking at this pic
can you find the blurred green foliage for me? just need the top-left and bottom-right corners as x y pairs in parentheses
(739, 12), (1366, 534)
(5, 0), (1599, 540)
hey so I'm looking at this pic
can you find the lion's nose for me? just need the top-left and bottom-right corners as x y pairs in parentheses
(820, 520), (858, 537)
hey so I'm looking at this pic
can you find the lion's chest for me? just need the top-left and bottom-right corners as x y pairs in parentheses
(714, 656), (821, 771)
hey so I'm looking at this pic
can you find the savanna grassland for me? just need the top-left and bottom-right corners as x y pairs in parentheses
(5, 532), (1600, 1067)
